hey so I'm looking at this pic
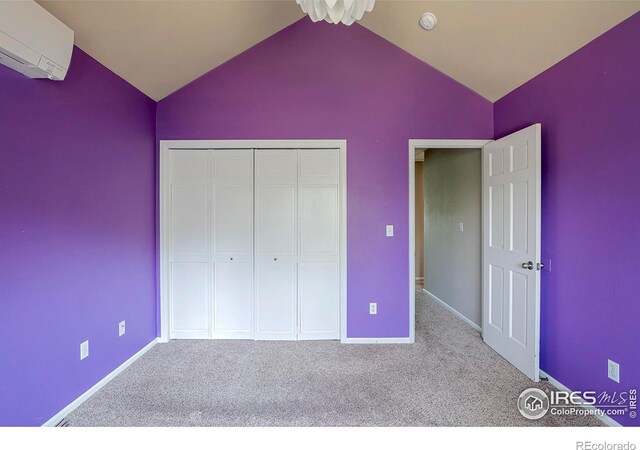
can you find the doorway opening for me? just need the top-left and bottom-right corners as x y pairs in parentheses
(409, 139), (491, 342)
(415, 146), (483, 331)
(409, 127), (542, 382)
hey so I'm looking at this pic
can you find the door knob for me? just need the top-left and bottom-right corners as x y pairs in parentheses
(521, 261), (534, 270)
(230, 257), (233, 261)
(273, 257), (278, 261)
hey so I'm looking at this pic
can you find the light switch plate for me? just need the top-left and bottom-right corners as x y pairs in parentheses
(369, 302), (377, 315)
(80, 340), (89, 360)
(608, 359), (620, 383)
(386, 225), (394, 237)
(119, 320), (126, 337)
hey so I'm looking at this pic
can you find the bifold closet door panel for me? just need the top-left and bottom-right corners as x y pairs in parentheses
(298, 262), (339, 339)
(171, 263), (209, 338)
(255, 263), (297, 340)
(212, 150), (254, 338)
(254, 150), (297, 340)
(168, 150), (211, 339)
(298, 149), (340, 340)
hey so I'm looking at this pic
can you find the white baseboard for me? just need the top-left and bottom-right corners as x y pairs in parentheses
(341, 337), (413, 344)
(422, 289), (482, 332)
(539, 370), (622, 427)
(42, 338), (159, 427)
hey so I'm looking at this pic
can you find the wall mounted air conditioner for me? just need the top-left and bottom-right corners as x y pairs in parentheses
(0, 0), (73, 81)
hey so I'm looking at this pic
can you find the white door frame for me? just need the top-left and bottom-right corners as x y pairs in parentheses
(159, 140), (347, 343)
(408, 139), (492, 342)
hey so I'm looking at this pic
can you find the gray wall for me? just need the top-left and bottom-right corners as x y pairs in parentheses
(423, 148), (481, 327)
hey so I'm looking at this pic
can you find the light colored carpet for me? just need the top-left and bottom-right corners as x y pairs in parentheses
(67, 291), (602, 426)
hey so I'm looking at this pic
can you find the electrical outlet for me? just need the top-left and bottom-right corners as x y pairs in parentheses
(80, 340), (89, 360)
(386, 225), (394, 237)
(119, 320), (126, 337)
(608, 359), (620, 383)
(458, 222), (464, 233)
(369, 302), (377, 315)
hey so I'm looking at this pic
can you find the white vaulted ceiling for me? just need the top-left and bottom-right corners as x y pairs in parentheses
(38, 1), (640, 101)
(38, 1), (305, 100)
(360, 1), (640, 101)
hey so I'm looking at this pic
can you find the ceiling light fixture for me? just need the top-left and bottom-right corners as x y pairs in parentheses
(296, 0), (375, 26)
(419, 12), (437, 31)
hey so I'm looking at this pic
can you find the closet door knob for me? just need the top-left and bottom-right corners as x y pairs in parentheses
(273, 257), (278, 261)
(230, 257), (234, 261)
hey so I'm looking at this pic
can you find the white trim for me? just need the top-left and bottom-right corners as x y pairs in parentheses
(342, 337), (413, 344)
(160, 140), (347, 342)
(339, 142), (348, 343)
(408, 139), (491, 349)
(42, 338), (159, 427)
(160, 140), (345, 150)
(408, 143), (416, 344)
(159, 141), (170, 343)
(539, 370), (622, 427)
(410, 139), (492, 150)
(422, 289), (481, 332)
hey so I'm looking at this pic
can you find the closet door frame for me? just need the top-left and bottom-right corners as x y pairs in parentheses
(159, 140), (347, 343)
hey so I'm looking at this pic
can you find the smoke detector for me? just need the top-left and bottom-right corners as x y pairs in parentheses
(419, 12), (437, 31)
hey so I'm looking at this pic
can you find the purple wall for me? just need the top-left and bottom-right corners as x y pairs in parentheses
(494, 12), (640, 426)
(157, 19), (493, 338)
(10, 11), (634, 427)
(0, 48), (157, 426)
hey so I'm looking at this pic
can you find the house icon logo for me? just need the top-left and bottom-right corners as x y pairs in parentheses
(518, 388), (550, 420)
(525, 395), (543, 411)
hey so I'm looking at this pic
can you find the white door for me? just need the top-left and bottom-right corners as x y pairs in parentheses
(298, 149), (340, 340)
(254, 150), (298, 340)
(482, 124), (541, 381)
(212, 150), (254, 339)
(168, 150), (211, 339)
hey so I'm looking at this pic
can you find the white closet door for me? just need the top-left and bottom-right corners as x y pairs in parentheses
(168, 150), (211, 339)
(254, 150), (298, 340)
(212, 150), (254, 339)
(298, 149), (340, 340)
